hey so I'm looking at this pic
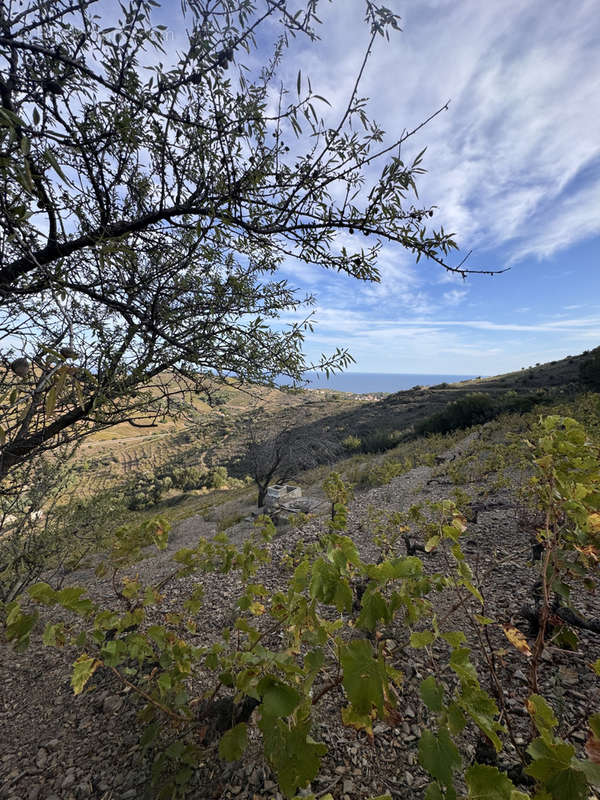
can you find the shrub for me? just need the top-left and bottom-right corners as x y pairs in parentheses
(206, 466), (228, 489)
(359, 428), (402, 454)
(341, 435), (362, 452)
(417, 393), (495, 434)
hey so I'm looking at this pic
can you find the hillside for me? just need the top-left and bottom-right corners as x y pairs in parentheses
(1, 349), (600, 800)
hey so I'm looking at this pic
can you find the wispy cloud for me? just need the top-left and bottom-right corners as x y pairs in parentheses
(289, 0), (600, 263)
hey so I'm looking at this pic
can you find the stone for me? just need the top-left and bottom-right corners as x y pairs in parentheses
(102, 695), (124, 714)
(35, 748), (48, 769)
(62, 771), (77, 789)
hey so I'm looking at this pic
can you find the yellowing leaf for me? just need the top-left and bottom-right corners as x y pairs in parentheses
(452, 514), (467, 533)
(575, 544), (599, 562)
(249, 601), (265, 615)
(502, 624), (532, 657)
(71, 653), (102, 695)
(588, 514), (600, 534)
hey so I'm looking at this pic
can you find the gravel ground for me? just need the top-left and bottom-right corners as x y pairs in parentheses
(2, 430), (599, 800)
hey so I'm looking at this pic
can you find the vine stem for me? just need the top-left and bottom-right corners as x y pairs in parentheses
(438, 523), (528, 766)
(529, 482), (555, 697)
(311, 674), (343, 705)
(109, 665), (191, 724)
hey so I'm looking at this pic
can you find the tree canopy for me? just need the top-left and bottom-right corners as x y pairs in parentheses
(0, 0), (485, 485)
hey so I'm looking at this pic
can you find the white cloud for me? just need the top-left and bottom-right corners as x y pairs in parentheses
(285, 0), (600, 263)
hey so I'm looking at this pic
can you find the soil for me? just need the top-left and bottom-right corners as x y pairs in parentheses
(2, 430), (599, 800)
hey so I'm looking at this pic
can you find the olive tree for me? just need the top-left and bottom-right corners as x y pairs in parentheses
(0, 0), (490, 488)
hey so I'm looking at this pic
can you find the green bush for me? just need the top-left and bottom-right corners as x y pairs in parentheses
(359, 428), (402, 454)
(417, 392), (541, 436)
(206, 466), (228, 489)
(417, 393), (495, 434)
(341, 434), (362, 452)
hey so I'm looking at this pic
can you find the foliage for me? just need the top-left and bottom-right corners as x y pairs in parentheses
(341, 434), (362, 452)
(0, 0), (475, 485)
(4, 415), (600, 799)
(0, 452), (124, 602)
(417, 392), (542, 435)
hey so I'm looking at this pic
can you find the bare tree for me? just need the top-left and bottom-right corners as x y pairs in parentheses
(243, 411), (339, 507)
(0, 0), (498, 487)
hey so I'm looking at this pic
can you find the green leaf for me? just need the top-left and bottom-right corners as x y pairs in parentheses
(447, 702), (467, 734)
(526, 738), (575, 782)
(460, 683), (503, 751)
(441, 630), (467, 647)
(526, 695), (558, 739)
(424, 785), (444, 800)
(545, 768), (588, 800)
(420, 676), (444, 712)
(259, 716), (326, 799)
(28, 582), (58, 604)
(465, 764), (515, 799)
(340, 638), (387, 715)
(258, 676), (301, 718)
(43, 622), (66, 647)
(449, 647), (478, 683)
(71, 653), (102, 695)
(575, 755), (600, 786)
(410, 630), (435, 648)
(219, 722), (247, 761)
(418, 727), (461, 787)
(56, 586), (95, 617)
(44, 149), (75, 187)
(5, 603), (38, 651)
(357, 588), (389, 631)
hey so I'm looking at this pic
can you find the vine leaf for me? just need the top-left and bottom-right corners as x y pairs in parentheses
(340, 638), (387, 715)
(464, 764), (516, 799)
(259, 716), (326, 799)
(418, 727), (461, 787)
(420, 676), (444, 712)
(502, 624), (532, 657)
(71, 653), (102, 695)
(219, 722), (247, 761)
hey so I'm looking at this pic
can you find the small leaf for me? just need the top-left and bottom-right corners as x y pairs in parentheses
(526, 695), (558, 738)
(410, 630), (435, 648)
(420, 676), (444, 712)
(502, 624), (532, 657)
(71, 653), (102, 695)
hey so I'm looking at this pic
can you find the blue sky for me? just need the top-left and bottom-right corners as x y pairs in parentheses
(146, 1), (600, 375)
(254, 0), (600, 375)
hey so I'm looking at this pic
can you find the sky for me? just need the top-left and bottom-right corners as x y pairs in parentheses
(122, 1), (600, 375)
(250, 0), (600, 375)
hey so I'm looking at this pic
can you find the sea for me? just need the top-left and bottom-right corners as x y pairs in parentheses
(286, 372), (479, 395)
